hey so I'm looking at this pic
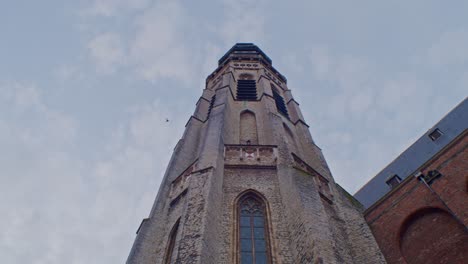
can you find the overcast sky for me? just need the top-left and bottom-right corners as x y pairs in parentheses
(1, 1), (467, 263)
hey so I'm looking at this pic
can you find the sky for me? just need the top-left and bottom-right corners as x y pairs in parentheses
(1, 1), (467, 263)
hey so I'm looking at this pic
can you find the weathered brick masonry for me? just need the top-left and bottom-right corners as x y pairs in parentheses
(127, 43), (385, 264)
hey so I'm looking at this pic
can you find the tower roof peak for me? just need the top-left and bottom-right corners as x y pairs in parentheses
(218, 43), (272, 66)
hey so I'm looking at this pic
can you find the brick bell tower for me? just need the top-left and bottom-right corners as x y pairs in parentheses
(127, 43), (386, 264)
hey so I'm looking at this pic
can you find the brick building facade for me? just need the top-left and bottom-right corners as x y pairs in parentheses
(356, 99), (468, 264)
(127, 43), (385, 264)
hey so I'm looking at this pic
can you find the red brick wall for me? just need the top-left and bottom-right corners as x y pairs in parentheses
(364, 133), (468, 264)
(400, 208), (466, 264)
(421, 133), (468, 225)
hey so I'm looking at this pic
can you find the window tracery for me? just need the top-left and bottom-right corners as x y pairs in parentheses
(238, 193), (270, 264)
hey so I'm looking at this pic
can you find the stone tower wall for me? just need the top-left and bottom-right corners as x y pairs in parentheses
(127, 45), (386, 264)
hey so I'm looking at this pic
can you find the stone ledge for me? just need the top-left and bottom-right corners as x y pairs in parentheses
(224, 144), (278, 167)
(136, 218), (149, 234)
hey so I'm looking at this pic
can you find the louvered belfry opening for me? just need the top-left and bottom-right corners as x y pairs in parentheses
(207, 94), (216, 118)
(206, 94), (216, 118)
(272, 86), (289, 118)
(237, 74), (257, 101)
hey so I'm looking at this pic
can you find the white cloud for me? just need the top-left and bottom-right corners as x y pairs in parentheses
(12, 83), (43, 110)
(280, 53), (305, 74)
(348, 90), (374, 114)
(128, 1), (192, 82)
(377, 77), (425, 110)
(309, 46), (374, 91)
(219, 0), (267, 45)
(310, 46), (332, 80)
(0, 83), (77, 147)
(84, 0), (271, 84)
(302, 46), (444, 193)
(459, 70), (468, 88)
(85, 1), (210, 84)
(0, 82), (84, 263)
(0, 81), (182, 263)
(54, 64), (82, 83)
(88, 32), (125, 73)
(307, 48), (378, 121)
(423, 29), (468, 67)
(335, 56), (372, 90)
(86, 0), (150, 17)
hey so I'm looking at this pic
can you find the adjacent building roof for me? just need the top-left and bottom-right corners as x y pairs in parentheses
(354, 98), (468, 209)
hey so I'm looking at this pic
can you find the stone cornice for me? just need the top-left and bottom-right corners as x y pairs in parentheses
(224, 164), (277, 170)
(294, 119), (309, 128)
(286, 98), (300, 106)
(196, 96), (211, 105)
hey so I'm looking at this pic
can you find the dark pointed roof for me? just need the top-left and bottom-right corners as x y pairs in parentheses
(212, 43), (286, 84)
(218, 43), (272, 66)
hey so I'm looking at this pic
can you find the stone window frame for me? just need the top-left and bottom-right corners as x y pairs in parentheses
(233, 190), (274, 264)
(239, 109), (259, 145)
(164, 218), (180, 264)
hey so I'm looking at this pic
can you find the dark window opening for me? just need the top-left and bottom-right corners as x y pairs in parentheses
(207, 94), (216, 118)
(386, 174), (402, 189)
(271, 86), (289, 118)
(424, 170), (442, 184)
(429, 128), (443, 141)
(239, 194), (270, 264)
(237, 80), (257, 101)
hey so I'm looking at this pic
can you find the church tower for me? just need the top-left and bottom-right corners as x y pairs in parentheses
(127, 43), (386, 264)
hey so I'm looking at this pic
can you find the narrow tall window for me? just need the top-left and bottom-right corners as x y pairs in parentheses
(271, 85), (289, 118)
(240, 111), (258, 144)
(238, 193), (270, 264)
(207, 94), (216, 118)
(164, 219), (180, 264)
(237, 74), (257, 101)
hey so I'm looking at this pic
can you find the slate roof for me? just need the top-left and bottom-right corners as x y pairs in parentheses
(214, 43), (287, 84)
(218, 43), (272, 65)
(354, 98), (468, 209)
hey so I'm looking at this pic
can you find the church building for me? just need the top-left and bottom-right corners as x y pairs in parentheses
(127, 43), (386, 264)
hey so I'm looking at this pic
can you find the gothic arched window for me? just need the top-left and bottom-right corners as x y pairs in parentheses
(238, 193), (270, 264)
(164, 219), (180, 264)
